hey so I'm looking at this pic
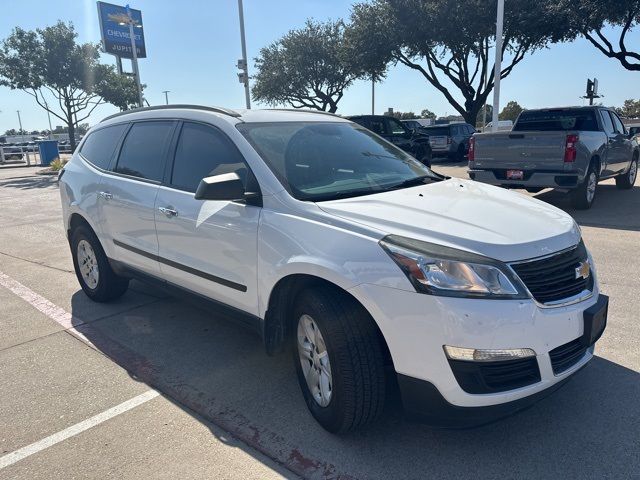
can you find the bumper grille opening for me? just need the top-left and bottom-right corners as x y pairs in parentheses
(510, 240), (593, 304)
(448, 357), (541, 394)
(549, 338), (588, 375)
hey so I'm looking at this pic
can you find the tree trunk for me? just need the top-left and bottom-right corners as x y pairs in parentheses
(464, 106), (480, 127)
(67, 119), (76, 152)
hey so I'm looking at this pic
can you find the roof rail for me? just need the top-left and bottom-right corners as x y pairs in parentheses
(101, 104), (242, 123)
(265, 108), (342, 118)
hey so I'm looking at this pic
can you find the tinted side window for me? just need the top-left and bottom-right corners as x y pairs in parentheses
(609, 112), (626, 134)
(386, 118), (407, 135)
(115, 121), (174, 181)
(171, 122), (248, 193)
(80, 124), (127, 169)
(368, 118), (387, 135)
(600, 110), (614, 134)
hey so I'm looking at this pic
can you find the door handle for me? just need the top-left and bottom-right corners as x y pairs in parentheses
(158, 206), (178, 217)
(98, 191), (113, 200)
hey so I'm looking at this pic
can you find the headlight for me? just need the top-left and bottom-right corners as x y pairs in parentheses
(380, 235), (528, 299)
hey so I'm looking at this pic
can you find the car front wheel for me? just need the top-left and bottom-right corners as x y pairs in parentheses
(292, 287), (386, 433)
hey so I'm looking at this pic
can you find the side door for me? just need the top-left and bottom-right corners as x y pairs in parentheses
(100, 120), (176, 276)
(154, 121), (260, 315)
(598, 109), (617, 177)
(609, 111), (634, 174)
(383, 117), (413, 153)
(76, 122), (129, 238)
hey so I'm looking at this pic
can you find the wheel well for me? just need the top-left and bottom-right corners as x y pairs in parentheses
(263, 274), (393, 365)
(68, 213), (95, 240)
(590, 155), (601, 176)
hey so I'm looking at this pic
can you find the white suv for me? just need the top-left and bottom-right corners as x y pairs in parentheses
(59, 106), (608, 433)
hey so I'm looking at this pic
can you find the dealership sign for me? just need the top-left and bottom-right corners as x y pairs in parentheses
(97, 2), (146, 59)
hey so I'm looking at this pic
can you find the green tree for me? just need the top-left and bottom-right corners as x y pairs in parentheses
(499, 101), (524, 121)
(555, 0), (640, 71)
(0, 21), (140, 150)
(346, 0), (566, 124)
(420, 109), (437, 119)
(4, 128), (17, 135)
(615, 99), (640, 118)
(252, 20), (359, 112)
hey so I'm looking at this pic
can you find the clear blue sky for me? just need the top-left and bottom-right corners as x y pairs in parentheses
(0, 0), (638, 132)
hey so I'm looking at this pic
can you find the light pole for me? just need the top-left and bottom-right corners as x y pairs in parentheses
(43, 100), (54, 139)
(162, 90), (170, 105)
(120, 5), (144, 108)
(16, 110), (25, 142)
(371, 78), (375, 115)
(237, 0), (251, 109)
(491, 0), (505, 132)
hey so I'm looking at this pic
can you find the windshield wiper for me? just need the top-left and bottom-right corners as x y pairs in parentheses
(382, 175), (437, 192)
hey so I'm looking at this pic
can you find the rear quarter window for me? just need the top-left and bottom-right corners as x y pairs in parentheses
(79, 124), (128, 170)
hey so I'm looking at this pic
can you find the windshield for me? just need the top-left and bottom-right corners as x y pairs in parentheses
(514, 109), (599, 131)
(237, 122), (438, 201)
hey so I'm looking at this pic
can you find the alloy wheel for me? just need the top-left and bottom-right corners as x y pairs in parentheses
(77, 239), (99, 289)
(297, 314), (333, 407)
(586, 172), (597, 203)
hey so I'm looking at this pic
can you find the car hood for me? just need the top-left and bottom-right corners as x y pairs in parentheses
(317, 178), (580, 262)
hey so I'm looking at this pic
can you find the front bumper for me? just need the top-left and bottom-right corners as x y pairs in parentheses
(348, 282), (603, 421)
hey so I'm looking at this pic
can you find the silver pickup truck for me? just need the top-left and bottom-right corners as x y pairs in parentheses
(468, 106), (638, 209)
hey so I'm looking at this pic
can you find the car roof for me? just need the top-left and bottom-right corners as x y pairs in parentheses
(100, 105), (349, 126)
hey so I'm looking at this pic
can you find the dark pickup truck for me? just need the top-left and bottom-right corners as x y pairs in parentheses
(468, 106), (638, 209)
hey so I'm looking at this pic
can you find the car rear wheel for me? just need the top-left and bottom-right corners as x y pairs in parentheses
(615, 154), (638, 190)
(71, 225), (129, 302)
(570, 162), (598, 210)
(292, 287), (386, 433)
(454, 144), (466, 162)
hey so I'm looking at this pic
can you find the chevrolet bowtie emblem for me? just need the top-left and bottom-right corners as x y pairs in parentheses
(575, 260), (590, 280)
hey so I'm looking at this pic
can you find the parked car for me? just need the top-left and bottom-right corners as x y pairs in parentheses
(421, 122), (475, 161)
(60, 106), (607, 433)
(402, 118), (434, 132)
(347, 114), (432, 166)
(627, 123), (640, 140)
(483, 120), (513, 132)
(469, 106), (639, 209)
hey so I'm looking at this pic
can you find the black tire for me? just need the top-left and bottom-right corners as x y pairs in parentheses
(615, 154), (638, 190)
(455, 144), (466, 162)
(570, 161), (599, 210)
(292, 287), (386, 433)
(70, 225), (129, 302)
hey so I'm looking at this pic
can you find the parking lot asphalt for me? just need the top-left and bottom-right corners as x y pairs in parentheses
(0, 164), (638, 479)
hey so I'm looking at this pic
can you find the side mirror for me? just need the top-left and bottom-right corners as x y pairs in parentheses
(194, 172), (246, 201)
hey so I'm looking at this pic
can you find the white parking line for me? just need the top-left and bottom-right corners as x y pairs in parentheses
(0, 270), (95, 348)
(0, 389), (160, 470)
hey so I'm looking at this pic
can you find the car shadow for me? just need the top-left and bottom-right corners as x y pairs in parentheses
(70, 284), (640, 479)
(535, 184), (640, 232)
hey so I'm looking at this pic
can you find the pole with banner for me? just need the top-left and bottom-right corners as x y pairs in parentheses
(491, 0), (504, 132)
(237, 0), (251, 109)
(126, 4), (144, 108)
(97, 2), (146, 107)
